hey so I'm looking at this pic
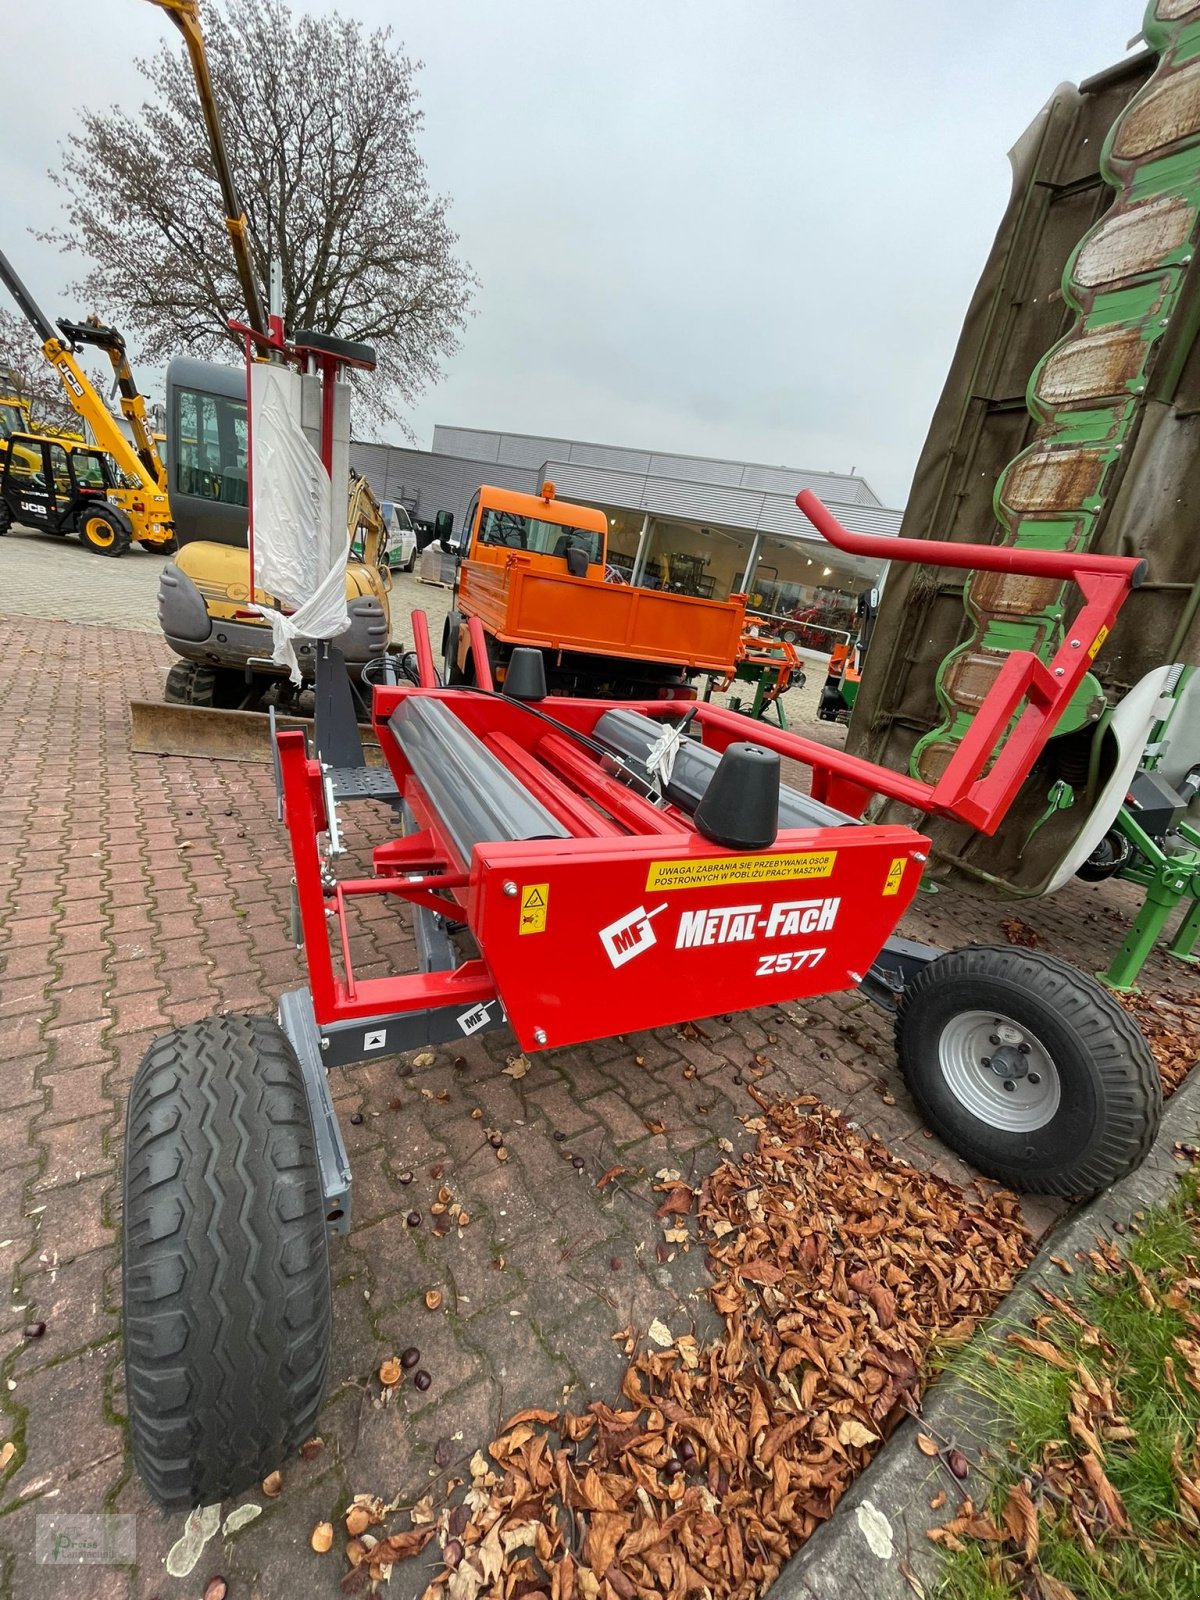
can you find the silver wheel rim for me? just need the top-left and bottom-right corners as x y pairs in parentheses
(937, 1009), (1061, 1133)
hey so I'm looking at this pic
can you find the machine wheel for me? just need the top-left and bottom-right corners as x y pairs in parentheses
(163, 661), (247, 709)
(123, 1015), (332, 1508)
(138, 536), (178, 554)
(896, 946), (1160, 1196)
(0, 503), (10, 537)
(1076, 829), (1134, 883)
(442, 612), (468, 685)
(78, 506), (132, 557)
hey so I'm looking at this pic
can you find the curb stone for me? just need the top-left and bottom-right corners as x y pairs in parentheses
(771, 1065), (1200, 1600)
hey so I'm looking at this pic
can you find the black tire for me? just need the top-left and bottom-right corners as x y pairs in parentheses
(442, 612), (468, 685)
(78, 505), (132, 557)
(138, 535), (179, 554)
(896, 946), (1160, 1196)
(405, 546), (417, 572)
(163, 661), (246, 709)
(0, 503), (10, 537)
(1076, 829), (1134, 883)
(122, 1015), (332, 1508)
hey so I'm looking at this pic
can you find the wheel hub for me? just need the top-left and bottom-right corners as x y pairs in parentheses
(938, 1009), (1061, 1132)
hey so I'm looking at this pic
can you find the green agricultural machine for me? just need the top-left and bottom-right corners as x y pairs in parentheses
(842, 0), (1200, 987)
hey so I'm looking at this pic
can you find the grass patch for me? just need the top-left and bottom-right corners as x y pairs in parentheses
(937, 1168), (1200, 1600)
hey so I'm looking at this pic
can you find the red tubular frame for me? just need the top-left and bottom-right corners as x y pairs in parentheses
(794, 492), (1145, 830)
(272, 490), (1144, 1042)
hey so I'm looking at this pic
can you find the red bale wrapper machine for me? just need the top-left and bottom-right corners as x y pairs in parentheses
(122, 329), (1160, 1510)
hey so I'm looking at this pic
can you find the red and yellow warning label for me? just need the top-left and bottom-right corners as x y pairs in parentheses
(519, 883), (548, 934)
(882, 857), (907, 896)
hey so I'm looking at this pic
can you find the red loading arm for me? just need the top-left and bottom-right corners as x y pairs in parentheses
(795, 490), (1147, 586)
(794, 491), (1147, 834)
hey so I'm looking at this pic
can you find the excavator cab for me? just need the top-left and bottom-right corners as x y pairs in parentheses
(0, 396), (44, 482)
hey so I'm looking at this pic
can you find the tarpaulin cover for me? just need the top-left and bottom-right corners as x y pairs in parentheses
(250, 363), (349, 682)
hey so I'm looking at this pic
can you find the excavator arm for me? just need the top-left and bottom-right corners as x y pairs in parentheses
(347, 469), (386, 568)
(0, 245), (163, 497)
(57, 316), (166, 490)
(145, 0), (267, 337)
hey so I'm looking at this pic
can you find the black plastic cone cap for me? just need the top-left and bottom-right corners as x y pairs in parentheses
(693, 742), (780, 850)
(503, 647), (548, 700)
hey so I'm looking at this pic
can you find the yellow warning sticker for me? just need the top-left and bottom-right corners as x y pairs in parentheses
(882, 857), (907, 896)
(1088, 624), (1110, 661)
(645, 851), (837, 892)
(518, 883), (548, 934)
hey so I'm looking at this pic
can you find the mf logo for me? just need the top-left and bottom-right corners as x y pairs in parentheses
(457, 1001), (495, 1036)
(599, 903), (668, 969)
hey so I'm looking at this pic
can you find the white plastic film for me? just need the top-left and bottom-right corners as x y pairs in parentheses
(249, 363), (349, 682)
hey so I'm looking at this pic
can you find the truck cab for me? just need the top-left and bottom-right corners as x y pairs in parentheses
(459, 481), (608, 581)
(444, 482), (746, 697)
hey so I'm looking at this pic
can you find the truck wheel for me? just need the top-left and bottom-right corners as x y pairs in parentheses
(138, 535), (178, 554)
(0, 504), (10, 537)
(123, 1015), (332, 1508)
(896, 946), (1160, 1196)
(79, 507), (132, 557)
(163, 662), (246, 709)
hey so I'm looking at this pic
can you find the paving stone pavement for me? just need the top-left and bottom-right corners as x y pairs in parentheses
(2, 607), (1196, 1599)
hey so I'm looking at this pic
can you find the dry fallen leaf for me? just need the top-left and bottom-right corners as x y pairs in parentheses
(503, 1056), (529, 1079)
(410, 1493), (435, 1525)
(311, 1521), (334, 1553)
(837, 1419), (880, 1449)
(335, 1097), (1032, 1600)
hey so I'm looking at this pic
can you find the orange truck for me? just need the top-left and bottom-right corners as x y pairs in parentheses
(441, 482), (746, 697)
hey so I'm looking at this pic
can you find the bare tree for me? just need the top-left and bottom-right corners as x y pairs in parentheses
(0, 308), (84, 435)
(43, 0), (475, 428)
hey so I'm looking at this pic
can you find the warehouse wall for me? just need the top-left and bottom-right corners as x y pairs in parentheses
(348, 441), (535, 530)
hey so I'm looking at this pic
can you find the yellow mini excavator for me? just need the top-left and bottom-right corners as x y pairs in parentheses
(145, 0), (397, 714)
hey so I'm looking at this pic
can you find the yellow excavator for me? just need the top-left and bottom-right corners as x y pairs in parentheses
(145, 0), (396, 711)
(0, 248), (175, 553)
(0, 395), (48, 482)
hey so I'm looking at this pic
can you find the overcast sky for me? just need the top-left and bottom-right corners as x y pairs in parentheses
(2, 0), (1142, 507)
